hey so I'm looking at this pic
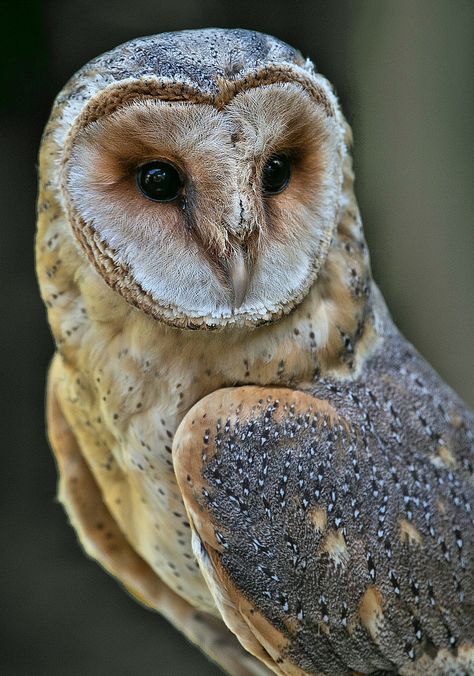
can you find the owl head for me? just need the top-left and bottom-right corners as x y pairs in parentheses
(44, 29), (351, 330)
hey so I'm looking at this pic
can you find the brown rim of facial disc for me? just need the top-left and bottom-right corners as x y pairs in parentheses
(61, 66), (339, 331)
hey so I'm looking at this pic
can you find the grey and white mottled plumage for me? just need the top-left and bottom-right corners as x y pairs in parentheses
(36, 28), (473, 675)
(175, 334), (474, 674)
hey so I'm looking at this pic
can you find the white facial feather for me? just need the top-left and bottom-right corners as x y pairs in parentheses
(63, 80), (345, 326)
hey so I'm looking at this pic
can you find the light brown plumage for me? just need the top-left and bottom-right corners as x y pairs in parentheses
(36, 29), (473, 675)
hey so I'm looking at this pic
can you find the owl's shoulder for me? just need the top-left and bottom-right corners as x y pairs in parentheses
(312, 329), (473, 461)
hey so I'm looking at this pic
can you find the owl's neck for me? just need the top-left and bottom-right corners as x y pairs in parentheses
(272, 136), (387, 381)
(275, 210), (383, 382)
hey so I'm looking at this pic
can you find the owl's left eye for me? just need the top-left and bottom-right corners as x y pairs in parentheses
(136, 161), (183, 202)
(262, 154), (291, 195)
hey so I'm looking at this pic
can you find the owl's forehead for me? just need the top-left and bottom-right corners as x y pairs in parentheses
(56, 30), (330, 133)
(82, 29), (308, 94)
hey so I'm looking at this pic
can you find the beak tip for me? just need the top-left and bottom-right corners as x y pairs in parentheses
(232, 289), (247, 311)
(228, 248), (250, 312)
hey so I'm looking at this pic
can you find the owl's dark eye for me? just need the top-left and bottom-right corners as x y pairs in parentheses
(136, 161), (183, 202)
(262, 154), (291, 195)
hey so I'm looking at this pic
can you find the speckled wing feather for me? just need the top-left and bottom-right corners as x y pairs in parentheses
(174, 333), (474, 675)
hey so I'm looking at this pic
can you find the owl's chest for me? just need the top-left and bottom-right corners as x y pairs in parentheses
(58, 319), (311, 613)
(59, 357), (217, 612)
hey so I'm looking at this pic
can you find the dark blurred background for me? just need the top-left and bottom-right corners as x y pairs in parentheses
(1, 1), (472, 674)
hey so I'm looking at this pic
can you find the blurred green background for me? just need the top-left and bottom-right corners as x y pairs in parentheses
(1, 1), (472, 674)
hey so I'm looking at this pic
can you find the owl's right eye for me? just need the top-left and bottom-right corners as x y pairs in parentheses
(136, 161), (183, 202)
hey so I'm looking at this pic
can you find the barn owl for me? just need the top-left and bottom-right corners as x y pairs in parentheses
(36, 28), (473, 675)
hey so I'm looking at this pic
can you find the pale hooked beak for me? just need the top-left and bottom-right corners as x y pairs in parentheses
(228, 246), (251, 312)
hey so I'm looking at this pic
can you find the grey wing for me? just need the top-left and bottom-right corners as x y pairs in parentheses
(173, 386), (474, 675)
